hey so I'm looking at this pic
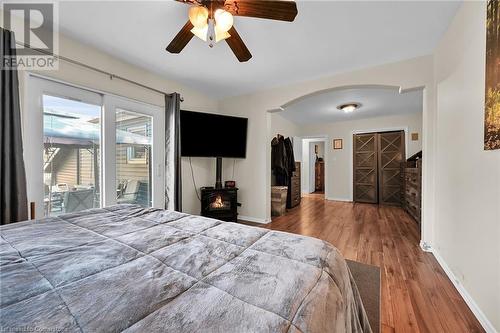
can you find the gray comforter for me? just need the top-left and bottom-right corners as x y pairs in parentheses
(0, 204), (371, 332)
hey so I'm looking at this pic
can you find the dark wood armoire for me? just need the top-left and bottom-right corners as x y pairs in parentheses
(315, 160), (324, 191)
(353, 131), (405, 206)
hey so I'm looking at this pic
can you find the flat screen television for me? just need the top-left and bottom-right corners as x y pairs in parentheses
(180, 110), (248, 158)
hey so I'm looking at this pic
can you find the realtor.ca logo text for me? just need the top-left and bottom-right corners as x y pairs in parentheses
(1, 1), (59, 70)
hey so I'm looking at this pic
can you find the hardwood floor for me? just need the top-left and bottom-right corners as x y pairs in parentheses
(242, 196), (484, 333)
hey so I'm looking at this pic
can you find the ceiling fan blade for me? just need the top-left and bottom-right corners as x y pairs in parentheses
(166, 21), (194, 54)
(224, 0), (298, 22)
(225, 26), (252, 62)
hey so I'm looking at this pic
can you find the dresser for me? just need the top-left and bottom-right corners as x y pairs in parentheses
(290, 162), (301, 208)
(315, 160), (324, 191)
(401, 158), (422, 226)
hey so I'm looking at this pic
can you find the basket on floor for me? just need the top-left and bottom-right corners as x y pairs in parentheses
(271, 186), (288, 216)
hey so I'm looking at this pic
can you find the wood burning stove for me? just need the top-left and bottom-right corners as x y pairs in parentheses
(201, 187), (238, 222)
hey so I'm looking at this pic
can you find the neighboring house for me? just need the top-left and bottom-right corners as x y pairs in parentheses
(43, 111), (152, 207)
(44, 148), (98, 187)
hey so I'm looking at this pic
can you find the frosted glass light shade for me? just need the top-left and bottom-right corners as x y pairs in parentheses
(215, 28), (231, 42)
(189, 6), (209, 28)
(191, 25), (208, 41)
(342, 105), (356, 113)
(336, 103), (361, 113)
(214, 9), (233, 33)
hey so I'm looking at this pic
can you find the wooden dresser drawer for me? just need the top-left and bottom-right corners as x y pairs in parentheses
(401, 162), (422, 226)
(289, 162), (301, 208)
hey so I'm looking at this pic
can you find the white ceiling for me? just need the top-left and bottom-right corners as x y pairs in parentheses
(279, 86), (423, 124)
(55, 1), (461, 99)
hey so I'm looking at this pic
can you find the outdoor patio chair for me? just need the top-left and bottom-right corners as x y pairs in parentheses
(63, 189), (95, 213)
(117, 180), (141, 204)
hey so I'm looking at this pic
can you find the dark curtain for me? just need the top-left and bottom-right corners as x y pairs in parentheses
(165, 93), (182, 211)
(1, 28), (28, 224)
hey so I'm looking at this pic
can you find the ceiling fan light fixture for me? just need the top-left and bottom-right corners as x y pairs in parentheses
(189, 7), (232, 43)
(337, 103), (361, 113)
(214, 9), (233, 33)
(188, 5), (209, 28)
(214, 28), (230, 42)
(191, 25), (209, 41)
(167, 0), (298, 62)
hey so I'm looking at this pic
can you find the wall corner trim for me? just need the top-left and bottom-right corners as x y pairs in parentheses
(419, 240), (433, 252)
(431, 249), (498, 333)
(239, 215), (271, 224)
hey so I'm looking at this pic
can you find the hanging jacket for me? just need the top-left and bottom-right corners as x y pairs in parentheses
(283, 137), (296, 208)
(284, 137), (296, 176)
(271, 136), (288, 177)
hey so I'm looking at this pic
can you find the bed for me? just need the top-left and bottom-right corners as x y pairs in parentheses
(0, 204), (372, 332)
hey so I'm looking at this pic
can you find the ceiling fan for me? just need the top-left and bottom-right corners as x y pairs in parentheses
(166, 0), (298, 62)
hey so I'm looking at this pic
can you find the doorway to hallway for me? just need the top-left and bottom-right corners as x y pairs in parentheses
(301, 137), (327, 200)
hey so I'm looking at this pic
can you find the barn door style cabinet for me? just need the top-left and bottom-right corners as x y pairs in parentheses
(353, 131), (405, 206)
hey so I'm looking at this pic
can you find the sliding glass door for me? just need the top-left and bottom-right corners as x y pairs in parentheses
(26, 76), (165, 218)
(104, 95), (165, 208)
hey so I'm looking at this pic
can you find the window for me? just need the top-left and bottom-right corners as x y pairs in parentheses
(42, 95), (101, 216)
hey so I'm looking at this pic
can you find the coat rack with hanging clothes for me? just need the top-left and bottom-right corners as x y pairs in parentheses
(271, 134), (297, 208)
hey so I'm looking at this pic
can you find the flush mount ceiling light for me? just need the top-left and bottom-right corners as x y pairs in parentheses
(337, 103), (361, 113)
(166, 0), (298, 62)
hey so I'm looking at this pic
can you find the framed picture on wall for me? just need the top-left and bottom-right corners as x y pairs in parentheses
(485, 0), (500, 150)
(333, 139), (343, 150)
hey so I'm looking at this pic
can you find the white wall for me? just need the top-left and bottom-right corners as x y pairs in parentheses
(308, 142), (316, 193)
(6, 10), (220, 216)
(297, 112), (422, 201)
(293, 136), (303, 162)
(433, 2), (500, 331)
(301, 140), (310, 194)
(269, 112), (300, 139)
(181, 157), (217, 215)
